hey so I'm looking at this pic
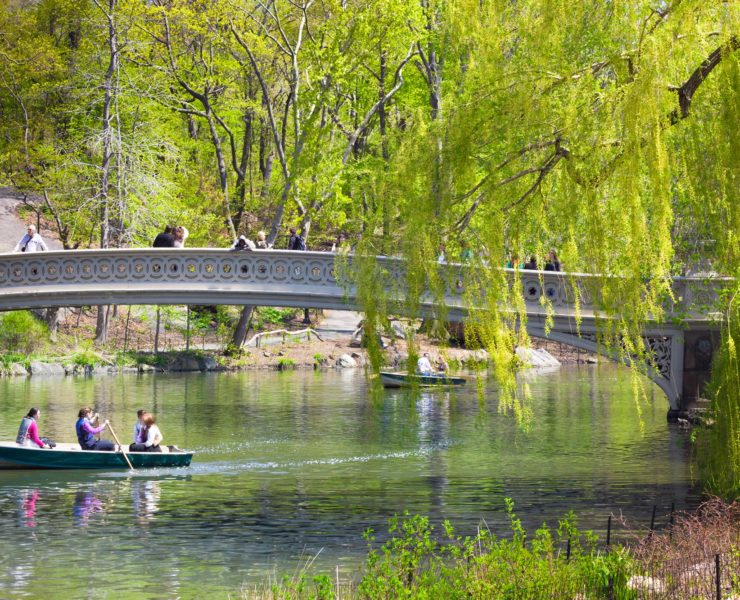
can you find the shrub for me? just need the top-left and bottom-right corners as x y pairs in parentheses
(72, 348), (103, 368)
(358, 501), (636, 599)
(313, 353), (327, 366)
(255, 307), (300, 329)
(277, 357), (295, 371)
(0, 311), (48, 354)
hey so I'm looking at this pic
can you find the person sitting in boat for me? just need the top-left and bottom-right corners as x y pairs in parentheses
(435, 355), (449, 374)
(16, 408), (50, 449)
(142, 413), (164, 452)
(75, 407), (115, 451)
(132, 409), (147, 446)
(416, 353), (434, 376)
(129, 410), (151, 452)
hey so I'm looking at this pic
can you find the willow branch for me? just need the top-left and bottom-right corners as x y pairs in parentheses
(669, 35), (739, 124)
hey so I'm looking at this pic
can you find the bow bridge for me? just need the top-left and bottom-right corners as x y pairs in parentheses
(0, 249), (727, 417)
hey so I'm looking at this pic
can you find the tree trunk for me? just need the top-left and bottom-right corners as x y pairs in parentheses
(206, 110), (237, 240)
(94, 0), (118, 346)
(95, 305), (110, 345)
(154, 307), (161, 354)
(45, 308), (60, 341)
(230, 305), (253, 350)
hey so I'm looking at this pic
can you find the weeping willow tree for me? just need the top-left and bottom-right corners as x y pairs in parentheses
(349, 1), (739, 495)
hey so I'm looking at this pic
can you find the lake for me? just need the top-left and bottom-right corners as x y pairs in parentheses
(0, 366), (697, 599)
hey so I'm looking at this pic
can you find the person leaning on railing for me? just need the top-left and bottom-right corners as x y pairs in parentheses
(13, 224), (48, 253)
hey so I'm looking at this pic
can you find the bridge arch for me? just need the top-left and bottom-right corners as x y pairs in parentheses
(0, 248), (724, 416)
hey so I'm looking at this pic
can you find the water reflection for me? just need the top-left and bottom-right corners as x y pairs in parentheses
(0, 367), (699, 598)
(16, 489), (40, 529)
(72, 490), (104, 527)
(131, 480), (161, 526)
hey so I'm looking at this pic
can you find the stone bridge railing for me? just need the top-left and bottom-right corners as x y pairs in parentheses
(0, 249), (728, 323)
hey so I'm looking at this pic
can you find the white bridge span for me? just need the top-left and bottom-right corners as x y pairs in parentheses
(0, 249), (727, 414)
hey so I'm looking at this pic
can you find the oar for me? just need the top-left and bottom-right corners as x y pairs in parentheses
(107, 423), (135, 471)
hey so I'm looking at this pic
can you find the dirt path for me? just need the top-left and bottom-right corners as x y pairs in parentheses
(0, 187), (62, 253)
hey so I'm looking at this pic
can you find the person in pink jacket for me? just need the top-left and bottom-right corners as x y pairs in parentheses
(16, 408), (50, 449)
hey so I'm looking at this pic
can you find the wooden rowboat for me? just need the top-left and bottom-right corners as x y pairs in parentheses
(0, 442), (193, 470)
(379, 371), (467, 388)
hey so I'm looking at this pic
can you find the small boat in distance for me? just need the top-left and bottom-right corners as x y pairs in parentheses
(0, 442), (193, 470)
(379, 371), (467, 388)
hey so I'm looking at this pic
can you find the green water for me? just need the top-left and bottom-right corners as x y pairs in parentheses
(0, 366), (697, 599)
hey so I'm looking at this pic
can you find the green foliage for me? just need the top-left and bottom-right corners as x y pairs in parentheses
(0, 311), (48, 355)
(312, 353), (328, 370)
(254, 308), (299, 330)
(1, 0), (739, 495)
(698, 285), (740, 499)
(277, 357), (296, 371)
(71, 348), (102, 368)
(117, 351), (168, 369)
(358, 502), (636, 599)
(0, 353), (30, 372)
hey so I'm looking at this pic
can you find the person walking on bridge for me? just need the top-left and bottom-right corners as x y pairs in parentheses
(13, 224), (48, 253)
(288, 227), (311, 323)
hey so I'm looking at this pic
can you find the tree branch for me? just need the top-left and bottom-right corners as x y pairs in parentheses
(669, 35), (739, 124)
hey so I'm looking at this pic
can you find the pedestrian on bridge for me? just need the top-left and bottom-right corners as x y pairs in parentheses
(173, 226), (189, 248)
(288, 227), (311, 323)
(13, 224), (48, 253)
(255, 230), (272, 249)
(152, 225), (175, 248)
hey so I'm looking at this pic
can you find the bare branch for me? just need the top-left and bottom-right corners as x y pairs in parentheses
(670, 35), (739, 123)
(342, 43), (417, 164)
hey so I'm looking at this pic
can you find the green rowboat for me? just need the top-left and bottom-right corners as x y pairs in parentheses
(379, 372), (467, 388)
(0, 442), (193, 470)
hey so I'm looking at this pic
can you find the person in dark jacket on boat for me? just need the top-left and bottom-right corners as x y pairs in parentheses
(75, 407), (115, 451)
(132, 409), (147, 445)
(16, 408), (49, 449)
(129, 410), (150, 452)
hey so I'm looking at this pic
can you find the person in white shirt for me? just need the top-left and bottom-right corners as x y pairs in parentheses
(142, 413), (164, 452)
(416, 353), (434, 376)
(14, 224), (48, 253)
(437, 243), (446, 264)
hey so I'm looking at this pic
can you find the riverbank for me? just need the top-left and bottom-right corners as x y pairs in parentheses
(0, 305), (597, 377)
(247, 498), (739, 599)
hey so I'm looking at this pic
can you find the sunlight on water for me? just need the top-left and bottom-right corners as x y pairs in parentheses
(0, 367), (698, 598)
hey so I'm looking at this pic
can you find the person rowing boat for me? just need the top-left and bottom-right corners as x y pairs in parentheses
(75, 407), (115, 451)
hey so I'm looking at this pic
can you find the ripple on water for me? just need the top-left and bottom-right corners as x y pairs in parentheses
(0, 367), (698, 597)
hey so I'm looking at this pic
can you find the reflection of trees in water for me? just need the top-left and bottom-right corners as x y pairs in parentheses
(414, 391), (452, 513)
(132, 480), (161, 526)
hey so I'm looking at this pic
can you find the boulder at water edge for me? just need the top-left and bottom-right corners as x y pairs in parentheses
(9, 363), (28, 376)
(336, 353), (357, 368)
(29, 362), (66, 376)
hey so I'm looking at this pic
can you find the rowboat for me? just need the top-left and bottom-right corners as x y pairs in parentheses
(379, 371), (467, 388)
(0, 442), (193, 470)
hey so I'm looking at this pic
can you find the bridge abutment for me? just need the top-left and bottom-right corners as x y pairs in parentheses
(669, 329), (722, 420)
